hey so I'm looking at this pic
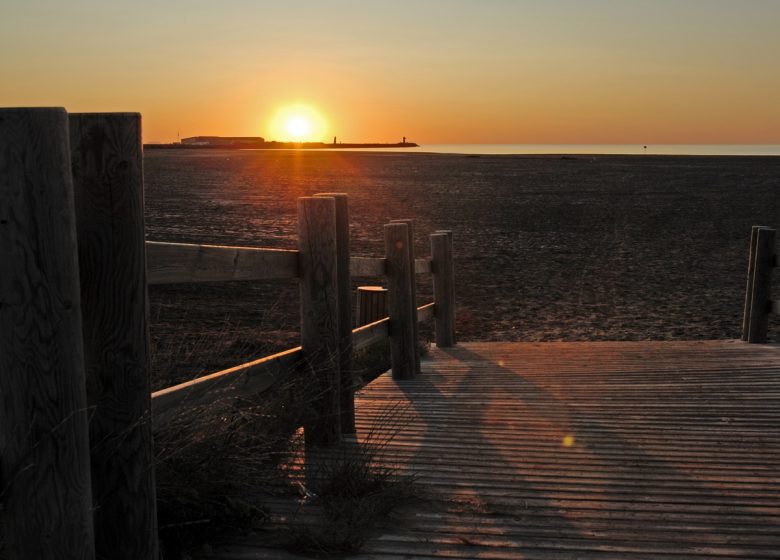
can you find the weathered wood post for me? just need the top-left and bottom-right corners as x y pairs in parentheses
(431, 231), (456, 347)
(314, 193), (354, 434)
(0, 108), (96, 559)
(391, 219), (421, 371)
(385, 222), (417, 379)
(70, 113), (159, 559)
(742, 226), (763, 341)
(298, 196), (341, 446)
(357, 286), (389, 326)
(747, 227), (776, 343)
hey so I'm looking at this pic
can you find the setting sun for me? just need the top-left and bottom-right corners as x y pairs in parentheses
(268, 104), (328, 142)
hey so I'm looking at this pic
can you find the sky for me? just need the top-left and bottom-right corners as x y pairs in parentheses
(1, 0), (779, 144)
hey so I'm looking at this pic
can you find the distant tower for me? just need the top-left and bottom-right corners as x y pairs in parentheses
(403, 136), (406, 144)
(334, 136), (337, 145)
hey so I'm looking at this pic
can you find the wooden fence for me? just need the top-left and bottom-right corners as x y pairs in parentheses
(0, 109), (455, 559)
(742, 225), (777, 343)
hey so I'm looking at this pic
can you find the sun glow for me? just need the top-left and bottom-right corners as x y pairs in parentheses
(269, 104), (328, 142)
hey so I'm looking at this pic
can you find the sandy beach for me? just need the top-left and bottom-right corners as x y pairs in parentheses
(144, 150), (780, 388)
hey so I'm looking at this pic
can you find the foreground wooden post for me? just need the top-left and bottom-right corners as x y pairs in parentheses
(392, 219), (421, 371)
(385, 222), (417, 378)
(431, 231), (456, 347)
(70, 113), (159, 559)
(298, 196), (341, 445)
(747, 227), (776, 343)
(357, 286), (389, 326)
(742, 226), (763, 341)
(0, 108), (96, 559)
(315, 192), (354, 434)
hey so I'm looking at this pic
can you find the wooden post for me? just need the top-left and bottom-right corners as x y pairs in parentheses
(385, 222), (417, 379)
(747, 227), (776, 343)
(431, 231), (456, 347)
(742, 226), (763, 341)
(392, 219), (421, 371)
(314, 192), (354, 434)
(70, 113), (159, 559)
(0, 108), (96, 559)
(298, 196), (341, 446)
(357, 286), (388, 326)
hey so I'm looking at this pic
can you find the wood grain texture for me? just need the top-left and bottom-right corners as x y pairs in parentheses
(414, 257), (432, 274)
(417, 302), (435, 323)
(349, 256), (386, 277)
(385, 222), (417, 379)
(431, 232), (456, 347)
(204, 340), (780, 560)
(748, 228), (775, 343)
(315, 193), (355, 434)
(391, 219), (420, 371)
(0, 108), (95, 559)
(146, 241), (299, 284)
(151, 347), (303, 426)
(356, 286), (388, 327)
(351, 317), (391, 352)
(69, 112), (159, 559)
(298, 197), (341, 446)
(742, 226), (762, 340)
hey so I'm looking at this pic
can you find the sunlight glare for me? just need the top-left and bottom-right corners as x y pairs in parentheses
(269, 104), (328, 142)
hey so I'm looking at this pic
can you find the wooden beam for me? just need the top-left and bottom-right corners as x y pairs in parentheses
(357, 286), (388, 326)
(70, 112), (158, 559)
(352, 317), (391, 352)
(315, 193), (355, 434)
(742, 226), (763, 341)
(385, 222), (417, 379)
(350, 255), (386, 276)
(747, 227), (776, 343)
(392, 219), (420, 372)
(0, 108), (96, 559)
(417, 302), (436, 323)
(415, 258), (433, 274)
(298, 197), (341, 446)
(151, 347), (303, 426)
(145, 241), (298, 284)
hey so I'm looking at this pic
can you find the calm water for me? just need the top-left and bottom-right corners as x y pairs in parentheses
(318, 144), (780, 156)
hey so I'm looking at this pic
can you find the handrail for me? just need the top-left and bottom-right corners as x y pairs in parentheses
(146, 241), (299, 284)
(742, 226), (776, 343)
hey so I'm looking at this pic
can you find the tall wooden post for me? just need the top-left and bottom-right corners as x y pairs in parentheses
(298, 196), (341, 446)
(357, 286), (388, 326)
(742, 226), (762, 341)
(0, 108), (96, 559)
(70, 113), (159, 559)
(392, 219), (420, 371)
(747, 227), (776, 343)
(315, 193), (354, 434)
(385, 222), (417, 379)
(431, 231), (456, 347)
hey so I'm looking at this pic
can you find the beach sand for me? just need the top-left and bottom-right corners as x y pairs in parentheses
(144, 150), (780, 387)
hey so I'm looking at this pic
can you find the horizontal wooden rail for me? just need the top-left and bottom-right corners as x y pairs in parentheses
(350, 256), (386, 276)
(415, 258), (432, 274)
(772, 301), (780, 314)
(146, 241), (299, 284)
(352, 317), (391, 352)
(417, 302), (435, 322)
(151, 346), (302, 427)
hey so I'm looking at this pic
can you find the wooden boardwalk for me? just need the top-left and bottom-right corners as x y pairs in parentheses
(204, 340), (780, 559)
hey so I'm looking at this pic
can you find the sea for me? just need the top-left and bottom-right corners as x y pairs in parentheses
(319, 144), (780, 156)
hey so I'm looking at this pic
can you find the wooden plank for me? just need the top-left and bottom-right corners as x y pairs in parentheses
(352, 317), (391, 351)
(391, 219), (420, 372)
(350, 255), (386, 276)
(298, 196), (341, 446)
(151, 346), (302, 426)
(417, 301), (435, 322)
(748, 228), (775, 342)
(70, 112), (158, 559)
(415, 257), (432, 274)
(0, 107), (96, 559)
(385, 222), (417, 379)
(146, 241), (298, 284)
(315, 193), (354, 434)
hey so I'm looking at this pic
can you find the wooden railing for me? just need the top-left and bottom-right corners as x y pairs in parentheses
(0, 109), (455, 559)
(742, 225), (777, 343)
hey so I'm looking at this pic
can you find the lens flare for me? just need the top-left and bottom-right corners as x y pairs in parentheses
(268, 104), (328, 142)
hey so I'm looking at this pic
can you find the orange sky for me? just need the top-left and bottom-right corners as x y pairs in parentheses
(1, 1), (779, 144)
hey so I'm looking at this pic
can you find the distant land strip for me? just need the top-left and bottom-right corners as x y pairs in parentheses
(144, 141), (419, 150)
